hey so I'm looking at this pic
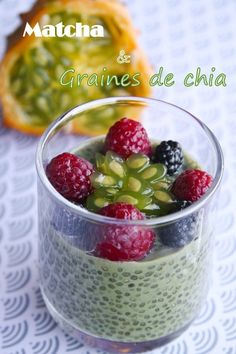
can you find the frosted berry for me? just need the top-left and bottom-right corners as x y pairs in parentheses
(104, 118), (152, 159)
(46, 152), (94, 202)
(171, 169), (213, 202)
(96, 203), (155, 261)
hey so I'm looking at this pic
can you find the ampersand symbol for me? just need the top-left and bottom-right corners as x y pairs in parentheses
(117, 50), (131, 64)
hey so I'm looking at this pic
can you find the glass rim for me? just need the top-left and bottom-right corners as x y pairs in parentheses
(36, 96), (224, 226)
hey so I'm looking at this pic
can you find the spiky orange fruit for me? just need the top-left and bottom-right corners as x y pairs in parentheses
(0, 0), (151, 136)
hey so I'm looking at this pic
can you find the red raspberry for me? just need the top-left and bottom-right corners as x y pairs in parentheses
(171, 169), (213, 202)
(96, 203), (155, 261)
(104, 118), (152, 159)
(46, 152), (94, 202)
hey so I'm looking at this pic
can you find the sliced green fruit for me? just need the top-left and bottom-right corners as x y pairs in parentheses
(95, 152), (106, 172)
(152, 180), (171, 190)
(141, 164), (167, 182)
(91, 171), (122, 189)
(105, 151), (126, 178)
(87, 151), (172, 216)
(154, 190), (173, 203)
(115, 191), (152, 210)
(124, 176), (153, 197)
(126, 153), (150, 172)
(86, 194), (110, 212)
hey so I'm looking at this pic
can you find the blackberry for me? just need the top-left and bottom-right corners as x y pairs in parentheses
(166, 200), (192, 215)
(174, 200), (192, 211)
(51, 206), (99, 251)
(154, 140), (183, 175)
(158, 211), (199, 248)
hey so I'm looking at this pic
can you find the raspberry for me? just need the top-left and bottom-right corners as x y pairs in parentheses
(104, 118), (152, 159)
(171, 169), (213, 202)
(99, 202), (144, 220)
(154, 140), (183, 175)
(46, 152), (94, 202)
(96, 203), (155, 261)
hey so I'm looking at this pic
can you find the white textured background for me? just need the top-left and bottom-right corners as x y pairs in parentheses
(0, 0), (236, 353)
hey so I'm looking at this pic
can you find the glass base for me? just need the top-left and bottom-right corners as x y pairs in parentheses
(42, 291), (192, 353)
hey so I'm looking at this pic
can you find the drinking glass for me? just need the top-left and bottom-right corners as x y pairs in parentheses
(36, 97), (223, 353)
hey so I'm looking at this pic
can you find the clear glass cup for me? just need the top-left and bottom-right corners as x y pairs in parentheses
(36, 97), (223, 353)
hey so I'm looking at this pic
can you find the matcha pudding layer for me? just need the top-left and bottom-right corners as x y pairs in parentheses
(40, 117), (214, 343)
(39, 220), (213, 341)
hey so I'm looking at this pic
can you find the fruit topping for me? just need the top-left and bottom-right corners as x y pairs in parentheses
(51, 204), (100, 251)
(154, 140), (183, 175)
(104, 118), (152, 159)
(95, 203), (155, 261)
(46, 152), (94, 202)
(86, 150), (174, 215)
(99, 202), (144, 220)
(174, 200), (192, 210)
(156, 189), (198, 248)
(158, 212), (200, 248)
(45, 116), (214, 253)
(171, 169), (213, 202)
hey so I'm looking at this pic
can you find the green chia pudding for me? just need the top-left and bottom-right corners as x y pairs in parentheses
(39, 222), (212, 341)
(40, 117), (214, 344)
